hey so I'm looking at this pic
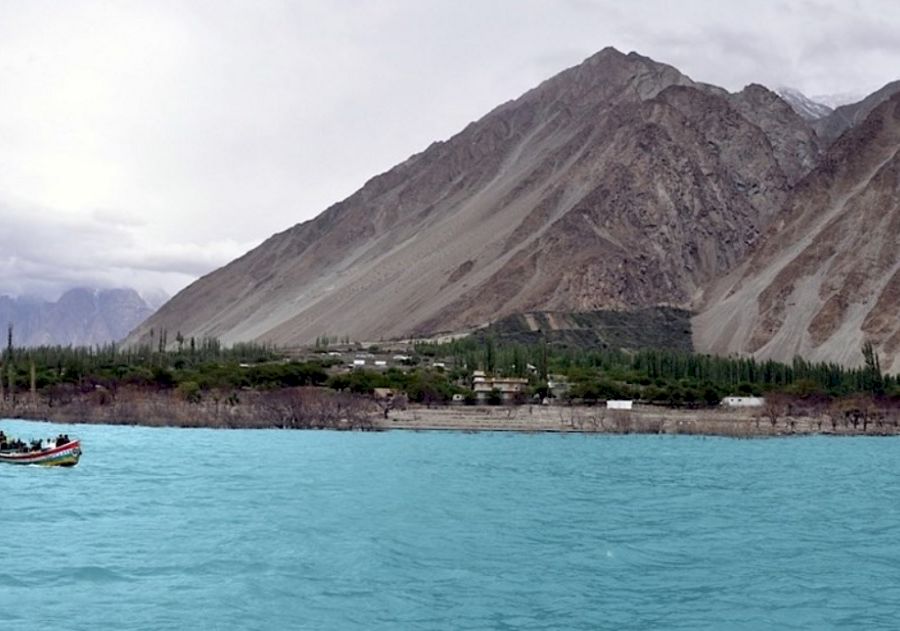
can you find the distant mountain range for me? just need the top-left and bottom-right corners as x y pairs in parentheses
(129, 47), (900, 372)
(1, 288), (163, 347)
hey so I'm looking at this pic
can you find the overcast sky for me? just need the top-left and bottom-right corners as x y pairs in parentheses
(2, 0), (899, 300)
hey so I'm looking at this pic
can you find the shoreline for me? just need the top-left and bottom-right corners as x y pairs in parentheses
(4, 398), (899, 438)
(375, 404), (900, 437)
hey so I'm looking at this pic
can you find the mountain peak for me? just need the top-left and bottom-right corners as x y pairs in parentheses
(533, 47), (696, 109)
(775, 86), (833, 121)
(591, 45), (626, 59)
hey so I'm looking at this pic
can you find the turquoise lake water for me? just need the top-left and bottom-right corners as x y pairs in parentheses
(2, 419), (900, 630)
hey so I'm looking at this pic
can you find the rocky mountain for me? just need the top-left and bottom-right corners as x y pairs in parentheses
(131, 47), (823, 349)
(777, 87), (833, 121)
(694, 93), (900, 373)
(0, 288), (159, 347)
(814, 80), (900, 145)
(129, 47), (899, 371)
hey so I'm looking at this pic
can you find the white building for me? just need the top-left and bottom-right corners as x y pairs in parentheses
(547, 376), (569, 397)
(606, 400), (633, 410)
(721, 396), (765, 407)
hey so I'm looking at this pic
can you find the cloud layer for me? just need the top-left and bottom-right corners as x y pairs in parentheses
(0, 198), (255, 298)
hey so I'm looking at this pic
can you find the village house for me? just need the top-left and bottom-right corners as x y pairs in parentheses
(547, 375), (570, 399)
(472, 371), (529, 402)
(721, 396), (765, 407)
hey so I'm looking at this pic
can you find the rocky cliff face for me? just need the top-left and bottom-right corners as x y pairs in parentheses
(694, 93), (900, 373)
(0, 288), (157, 346)
(130, 48), (823, 348)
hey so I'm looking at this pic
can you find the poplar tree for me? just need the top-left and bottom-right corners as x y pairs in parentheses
(5, 324), (13, 402)
(862, 342), (885, 395)
(30, 360), (36, 405)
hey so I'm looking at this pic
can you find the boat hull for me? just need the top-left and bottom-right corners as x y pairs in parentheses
(0, 440), (82, 467)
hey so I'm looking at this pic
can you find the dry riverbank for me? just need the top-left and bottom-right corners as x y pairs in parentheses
(0, 387), (377, 430)
(2, 387), (899, 437)
(379, 403), (900, 437)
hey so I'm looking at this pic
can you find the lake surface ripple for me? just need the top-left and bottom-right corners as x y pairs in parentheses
(2, 419), (900, 630)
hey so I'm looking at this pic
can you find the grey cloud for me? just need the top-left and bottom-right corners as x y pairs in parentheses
(107, 242), (255, 276)
(0, 199), (253, 299)
(798, 17), (900, 78)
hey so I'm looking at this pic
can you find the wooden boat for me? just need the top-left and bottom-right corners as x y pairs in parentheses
(0, 439), (82, 467)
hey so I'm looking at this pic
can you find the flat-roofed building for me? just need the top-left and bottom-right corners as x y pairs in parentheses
(721, 396), (765, 407)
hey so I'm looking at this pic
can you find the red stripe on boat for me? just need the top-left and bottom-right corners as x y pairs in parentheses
(0, 440), (81, 461)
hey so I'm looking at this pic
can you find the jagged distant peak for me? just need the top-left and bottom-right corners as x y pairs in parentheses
(0, 286), (158, 347)
(776, 86), (833, 121)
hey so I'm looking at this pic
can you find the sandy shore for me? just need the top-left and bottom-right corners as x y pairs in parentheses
(377, 404), (900, 437)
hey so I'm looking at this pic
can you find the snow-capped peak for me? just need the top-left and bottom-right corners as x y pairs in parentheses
(776, 87), (834, 121)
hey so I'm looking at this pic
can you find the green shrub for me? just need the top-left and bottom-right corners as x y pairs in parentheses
(177, 381), (202, 403)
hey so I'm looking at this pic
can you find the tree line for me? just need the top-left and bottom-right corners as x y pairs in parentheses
(414, 336), (898, 400)
(1, 321), (897, 409)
